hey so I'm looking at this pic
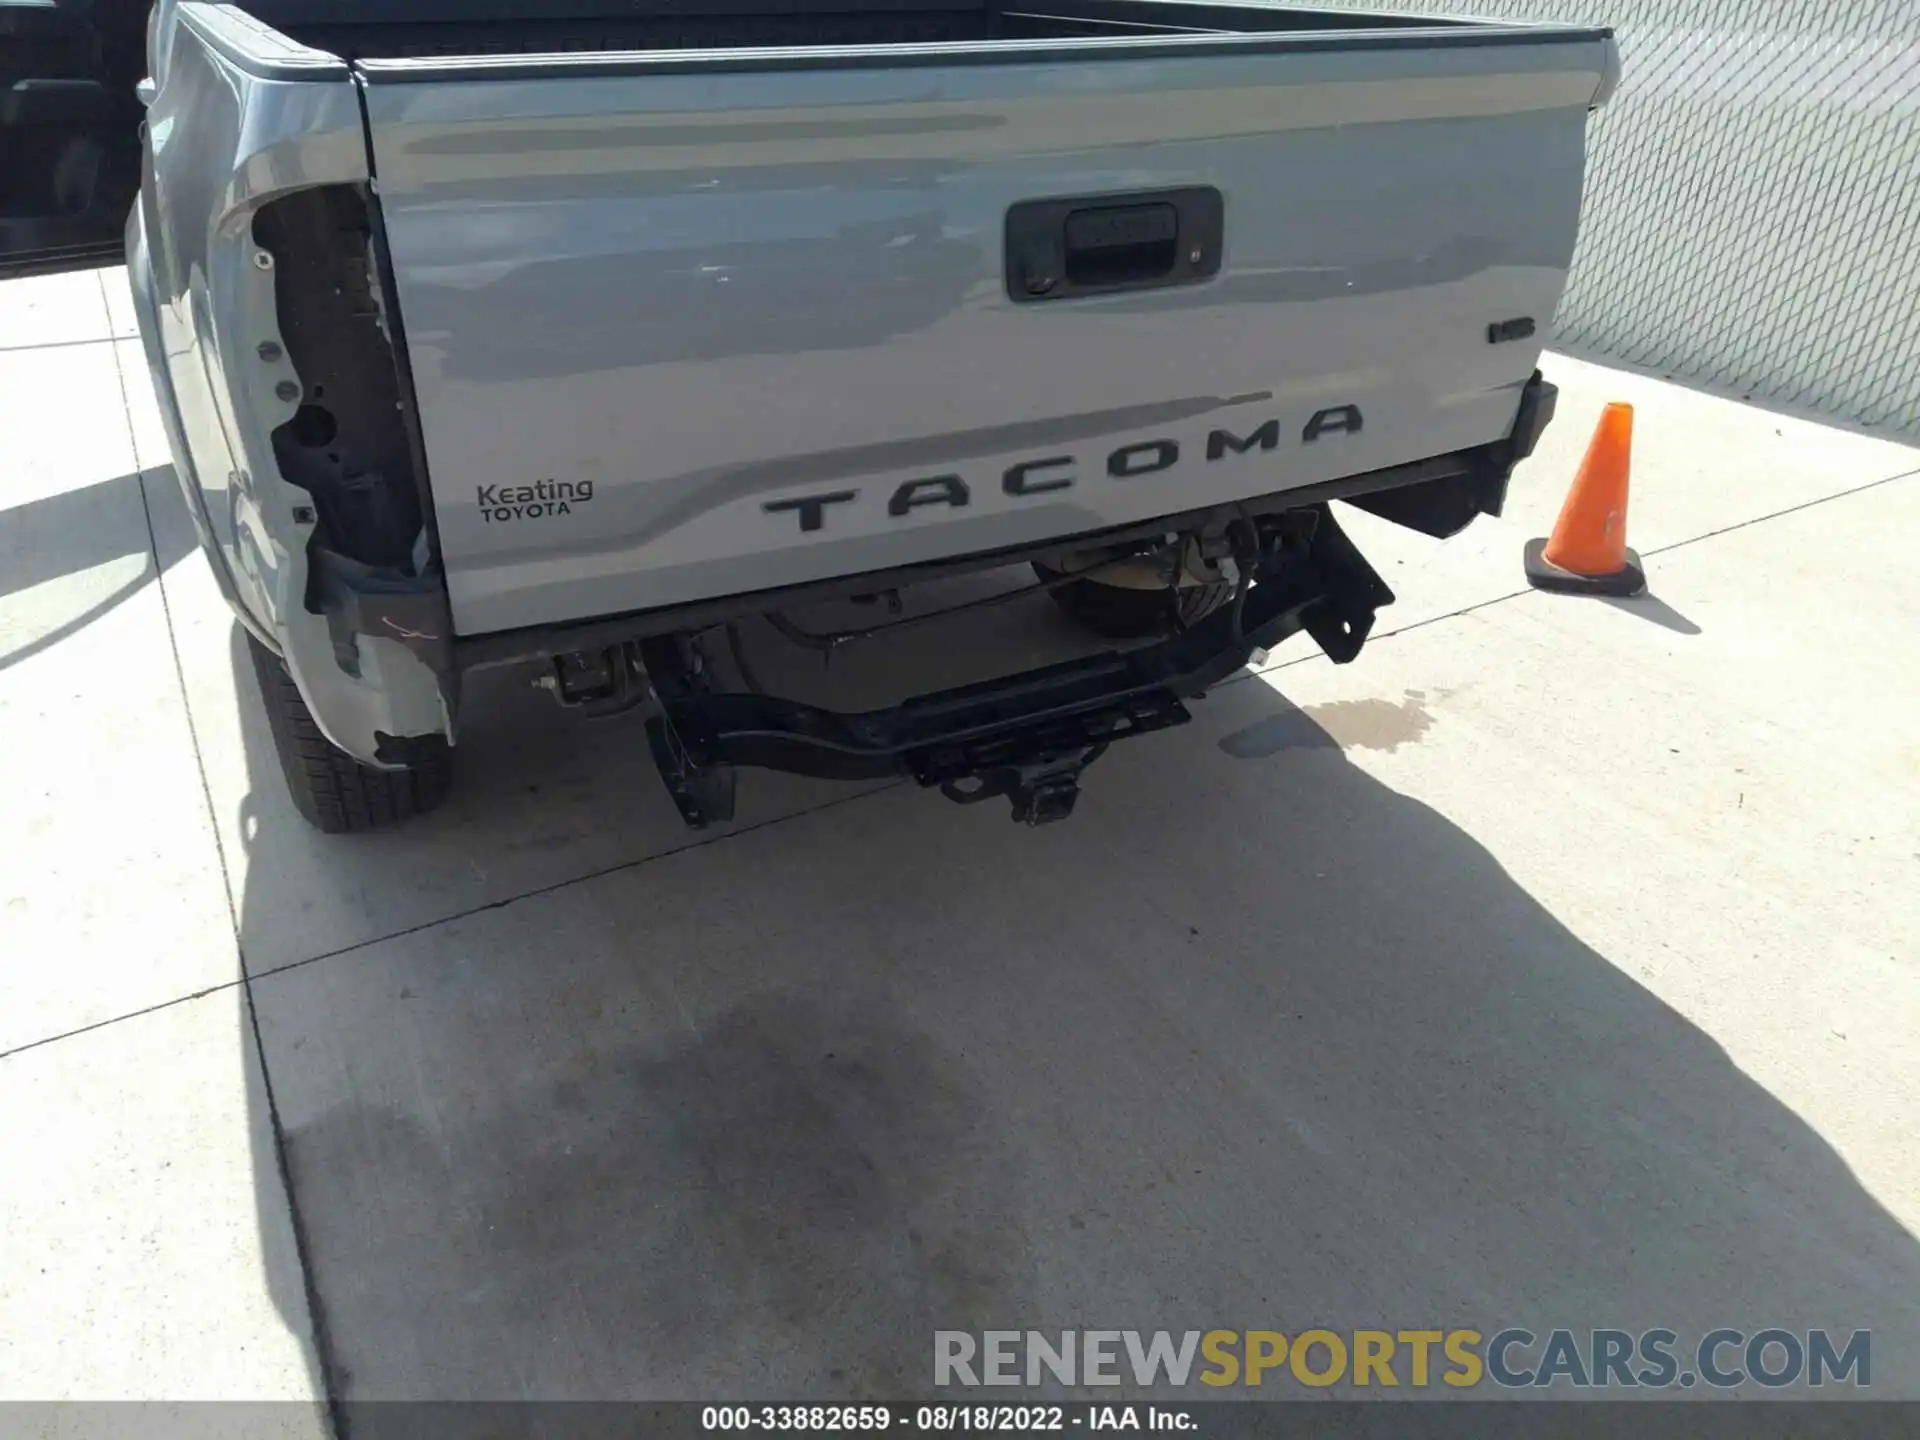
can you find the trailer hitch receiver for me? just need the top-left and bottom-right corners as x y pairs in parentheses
(940, 746), (1103, 825)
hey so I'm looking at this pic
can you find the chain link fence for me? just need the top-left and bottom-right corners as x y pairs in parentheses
(1314, 0), (1920, 436)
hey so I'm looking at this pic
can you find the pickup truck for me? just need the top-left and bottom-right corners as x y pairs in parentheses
(4, 0), (1616, 830)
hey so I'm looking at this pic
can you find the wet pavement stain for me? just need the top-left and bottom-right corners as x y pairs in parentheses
(281, 993), (1035, 1401)
(1218, 689), (1446, 759)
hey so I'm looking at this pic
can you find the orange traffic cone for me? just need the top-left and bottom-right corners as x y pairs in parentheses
(1524, 401), (1646, 597)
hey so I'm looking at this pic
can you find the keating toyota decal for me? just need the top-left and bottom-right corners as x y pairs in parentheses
(476, 478), (597, 523)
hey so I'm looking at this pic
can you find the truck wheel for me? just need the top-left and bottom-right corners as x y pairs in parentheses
(1033, 563), (1235, 640)
(246, 634), (451, 833)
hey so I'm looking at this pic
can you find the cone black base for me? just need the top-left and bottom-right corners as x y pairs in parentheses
(1523, 537), (1647, 597)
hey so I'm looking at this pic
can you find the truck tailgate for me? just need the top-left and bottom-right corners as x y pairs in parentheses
(352, 22), (1616, 636)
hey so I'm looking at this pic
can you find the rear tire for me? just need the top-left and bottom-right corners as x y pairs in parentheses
(1034, 563), (1235, 640)
(246, 634), (451, 833)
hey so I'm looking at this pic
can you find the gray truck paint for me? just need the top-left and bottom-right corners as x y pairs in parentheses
(134, 2), (452, 759)
(120, 1), (1612, 764)
(357, 28), (1614, 635)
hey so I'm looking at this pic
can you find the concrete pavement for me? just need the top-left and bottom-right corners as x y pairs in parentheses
(1, 272), (321, 1422)
(2, 266), (1917, 1412)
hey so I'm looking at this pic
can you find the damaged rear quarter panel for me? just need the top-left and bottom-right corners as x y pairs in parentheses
(137, 1), (451, 762)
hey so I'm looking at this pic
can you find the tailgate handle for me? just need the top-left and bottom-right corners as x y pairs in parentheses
(1006, 187), (1222, 304)
(1063, 203), (1178, 286)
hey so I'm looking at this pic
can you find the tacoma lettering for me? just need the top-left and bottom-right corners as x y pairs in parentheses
(1005, 456), (1075, 495)
(763, 403), (1364, 534)
(763, 489), (858, 533)
(1303, 405), (1363, 441)
(1108, 439), (1179, 478)
(888, 474), (970, 516)
(1207, 418), (1279, 460)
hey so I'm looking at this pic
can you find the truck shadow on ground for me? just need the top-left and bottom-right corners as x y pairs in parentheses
(225, 614), (1920, 1414)
(0, 467), (196, 672)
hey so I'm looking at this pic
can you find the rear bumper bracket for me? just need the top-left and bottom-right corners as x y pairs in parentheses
(636, 506), (1391, 826)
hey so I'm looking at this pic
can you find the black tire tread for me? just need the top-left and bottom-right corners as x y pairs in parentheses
(246, 635), (451, 834)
